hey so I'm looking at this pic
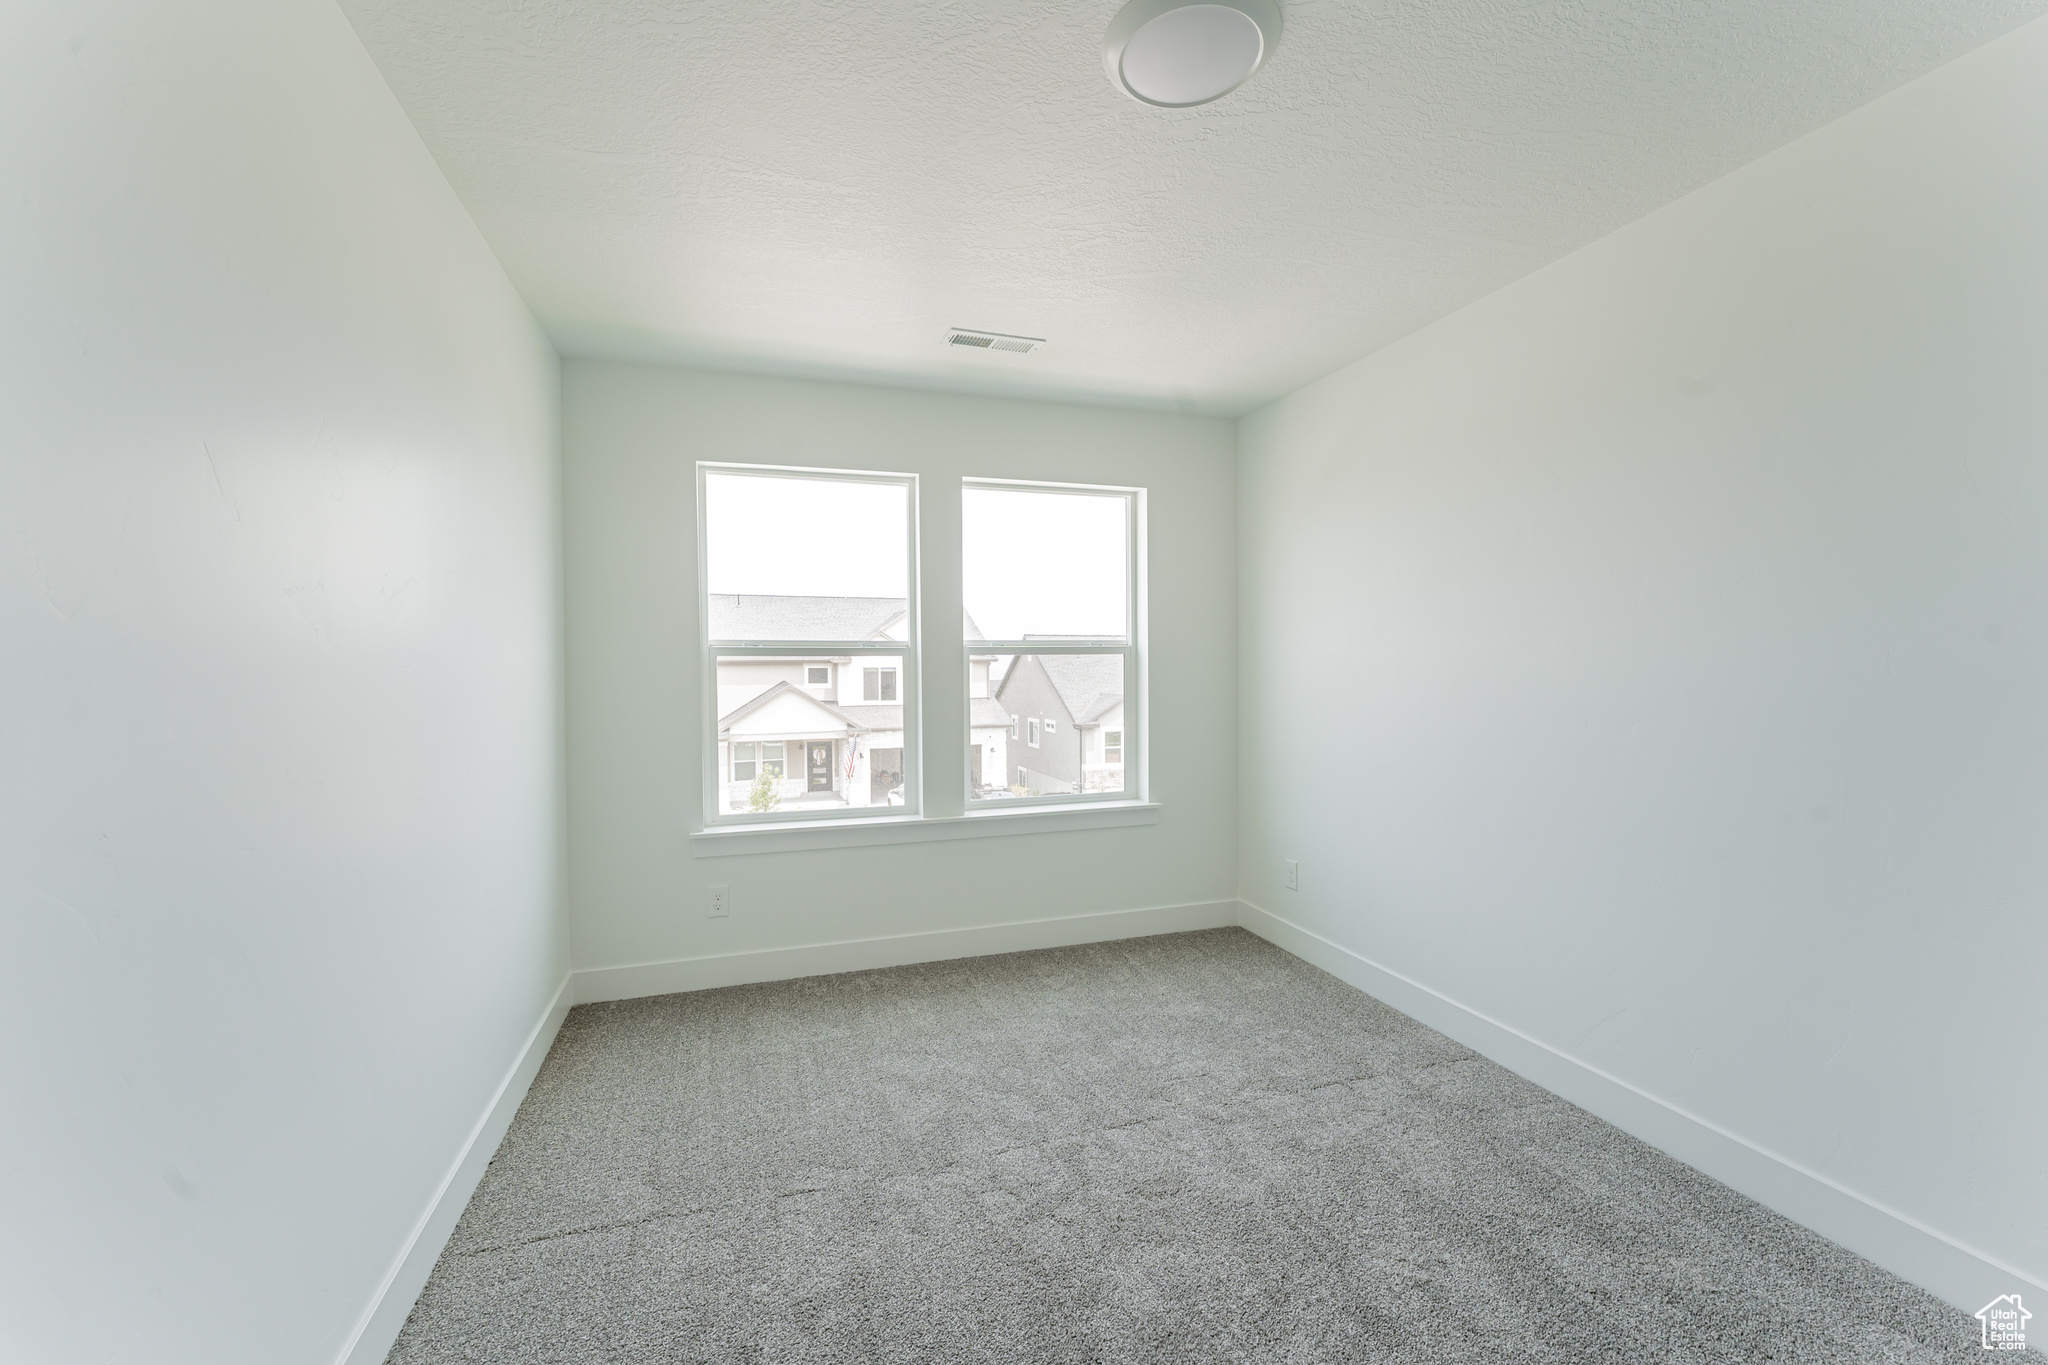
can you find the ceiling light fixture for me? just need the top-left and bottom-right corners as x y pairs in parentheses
(1102, 0), (1280, 108)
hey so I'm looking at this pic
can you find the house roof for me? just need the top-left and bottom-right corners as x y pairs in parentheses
(833, 699), (1011, 731)
(1027, 653), (1124, 726)
(708, 594), (903, 641)
(717, 681), (866, 735)
(708, 594), (989, 642)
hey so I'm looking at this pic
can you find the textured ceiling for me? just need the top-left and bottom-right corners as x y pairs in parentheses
(340, 0), (2043, 414)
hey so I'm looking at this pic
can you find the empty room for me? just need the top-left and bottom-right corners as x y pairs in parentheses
(5, 0), (2045, 1361)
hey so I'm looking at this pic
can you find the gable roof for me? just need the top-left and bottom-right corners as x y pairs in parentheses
(708, 594), (990, 642)
(1010, 652), (1123, 726)
(717, 680), (866, 734)
(796, 699), (1010, 733)
(708, 594), (902, 641)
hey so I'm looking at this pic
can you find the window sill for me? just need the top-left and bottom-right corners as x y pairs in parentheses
(688, 801), (1161, 858)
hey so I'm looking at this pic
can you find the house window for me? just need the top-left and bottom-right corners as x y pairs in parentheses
(966, 480), (1141, 806)
(731, 741), (785, 782)
(701, 464), (917, 822)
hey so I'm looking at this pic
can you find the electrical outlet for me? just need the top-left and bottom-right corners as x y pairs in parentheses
(1283, 859), (1299, 891)
(706, 884), (729, 918)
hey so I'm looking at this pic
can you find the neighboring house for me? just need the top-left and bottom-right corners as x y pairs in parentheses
(991, 648), (1125, 797)
(967, 658), (1013, 797)
(710, 595), (1009, 811)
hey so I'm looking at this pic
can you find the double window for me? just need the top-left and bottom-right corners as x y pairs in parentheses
(730, 741), (784, 782)
(699, 464), (1141, 825)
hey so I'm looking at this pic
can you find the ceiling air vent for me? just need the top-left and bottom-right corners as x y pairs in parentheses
(946, 328), (1044, 354)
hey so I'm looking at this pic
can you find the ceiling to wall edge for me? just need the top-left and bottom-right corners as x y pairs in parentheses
(541, 322), (1255, 420)
(416, 12), (2042, 426)
(534, 30), (1902, 434)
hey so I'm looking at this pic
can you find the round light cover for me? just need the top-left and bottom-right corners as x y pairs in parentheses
(1102, 0), (1281, 108)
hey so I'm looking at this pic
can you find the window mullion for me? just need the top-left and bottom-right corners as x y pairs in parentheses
(915, 476), (963, 820)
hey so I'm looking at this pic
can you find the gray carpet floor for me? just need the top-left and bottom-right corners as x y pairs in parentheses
(387, 928), (1993, 1363)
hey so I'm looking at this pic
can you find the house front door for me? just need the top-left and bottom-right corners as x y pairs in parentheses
(807, 741), (832, 792)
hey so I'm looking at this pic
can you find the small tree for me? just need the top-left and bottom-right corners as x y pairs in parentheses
(748, 763), (782, 812)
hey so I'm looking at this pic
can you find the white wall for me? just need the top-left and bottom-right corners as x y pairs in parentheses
(0, 3), (565, 1363)
(565, 361), (1234, 977)
(1239, 19), (2048, 1311)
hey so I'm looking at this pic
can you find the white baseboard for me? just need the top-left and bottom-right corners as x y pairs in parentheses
(335, 975), (573, 1365)
(573, 899), (1239, 1005)
(1236, 899), (2043, 1317)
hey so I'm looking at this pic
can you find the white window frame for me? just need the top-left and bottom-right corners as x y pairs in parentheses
(1103, 729), (1123, 764)
(861, 664), (899, 702)
(806, 665), (831, 686)
(698, 462), (920, 826)
(965, 478), (1145, 811)
(1027, 718), (1040, 747)
(729, 739), (789, 784)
